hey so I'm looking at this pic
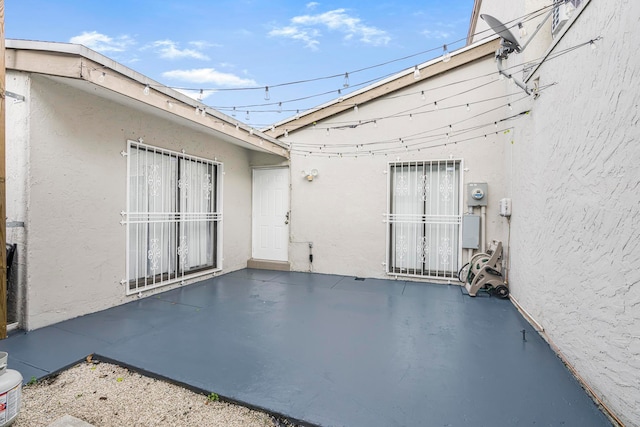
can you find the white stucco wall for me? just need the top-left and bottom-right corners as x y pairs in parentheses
(6, 71), (30, 325)
(11, 74), (263, 330)
(287, 54), (517, 279)
(506, 0), (640, 424)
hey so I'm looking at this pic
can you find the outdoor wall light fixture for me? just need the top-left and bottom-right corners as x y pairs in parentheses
(301, 169), (319, 181)
(481, 2), (562, 95)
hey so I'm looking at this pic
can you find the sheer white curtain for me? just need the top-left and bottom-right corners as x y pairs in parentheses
(128, 148), (177, 282)
(178, 159), (215, 272)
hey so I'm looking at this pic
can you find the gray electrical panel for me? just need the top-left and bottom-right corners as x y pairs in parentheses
(467, 182), (488, 207)
(462, 215), (480, 249)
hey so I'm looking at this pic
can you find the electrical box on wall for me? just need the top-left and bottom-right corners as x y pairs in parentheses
(499, 198), (512, 217)
(466, 182), (488, 207)
(462, 215), (480, 249)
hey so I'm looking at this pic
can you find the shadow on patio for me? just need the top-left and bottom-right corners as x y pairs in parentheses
(0, 269), (611, 426)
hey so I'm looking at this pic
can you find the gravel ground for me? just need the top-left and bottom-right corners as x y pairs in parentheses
(13, 360), (299, 427)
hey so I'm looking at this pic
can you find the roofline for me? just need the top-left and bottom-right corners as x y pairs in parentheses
(265, 35), (500, 139)
(467, 0), (484, 45)
(5, 39), (289, 158)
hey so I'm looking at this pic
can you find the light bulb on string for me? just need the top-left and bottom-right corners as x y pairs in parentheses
(413, 65), (420, 80)
(232, 107), (236, 117)
(518, 23), (527, 38)
(284, 129), (289, 138)
(466, 104), (470, 111)
(421, 91), (426, 101)
(195, 106), (200, 115)
(295, 110), (300, 120)
(499, 73), (505, 81)
(201, 107), (206, 117)
(143, 84), (150, 95)
(343, 72), (350, 88)
(508, 103), (513, 111)
(590, 39), (597, 50)
(245, 111), (250, 121)
(434, 101), (439, 110)
(235, 123), (239, 130)
(508, 75), (514, 84)
(409, 114), (413, 121)
(198, 89), (204, 101)
(354, 104), (358, 113)
(373, 120), (378, 128)
(98, 72), (105, 83)
(442, 45), (451, 63)
(278, 102), (282, 113)
(264, 86), (270, 100)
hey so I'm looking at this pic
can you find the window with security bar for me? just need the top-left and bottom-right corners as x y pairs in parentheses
(124, 141), (222, 294)
(386, 160), (462, 279)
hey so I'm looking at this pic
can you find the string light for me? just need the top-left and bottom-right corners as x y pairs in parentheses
(98, 72), (105, 83)
(442, 45), (451, 63)
(245, 111), (250, 121)
(409, 114), (413, 121)
(354, 104), (359, 113)
(232, 107), (236, 117)
(518, 23), (527, 37)
(207, 40), (584, 122)
(508, 103), (513, 110)
(590, 39), (597, 50)
(284, 129), (289, 137)
(278, 102), (282, 113)
(434, 101), (439, 110)
(143, 84), (150, 96)
(413, 66), (420, 80)
(343, 72), (350, 88)
(198, 89), (204, 101)
(421, 91), (426, 101)
(235, 123), (239, 130)
(264, 86), (270, 100)
(466, 103), (470, 111)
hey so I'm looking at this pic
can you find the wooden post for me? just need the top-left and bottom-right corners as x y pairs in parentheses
(0, 0), (7, 339)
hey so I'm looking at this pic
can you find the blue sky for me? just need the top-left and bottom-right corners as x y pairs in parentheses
(5, 1), (475, 127)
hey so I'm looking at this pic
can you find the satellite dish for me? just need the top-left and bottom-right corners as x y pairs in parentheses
(481, 14), (522, 53)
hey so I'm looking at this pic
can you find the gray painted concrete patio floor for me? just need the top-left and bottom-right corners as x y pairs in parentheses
(1, 269), (611, 426)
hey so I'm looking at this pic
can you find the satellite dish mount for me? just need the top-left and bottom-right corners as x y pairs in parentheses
(481, 7), (556, 95)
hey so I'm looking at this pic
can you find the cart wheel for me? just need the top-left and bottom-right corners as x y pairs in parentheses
(457, 263), (470, 283)
(494, 284), (509, 299)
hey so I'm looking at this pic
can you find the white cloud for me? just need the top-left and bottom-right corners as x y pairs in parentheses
(268, 26), (320, 50)
(69, 31), (134, 52)
(269, 8), (390, 49)
(148, 40), (209, 60)
(189, 40), (221, 50)
(306, 2), (319, 9)
(162, 68), (257, 87)
(421, 29), (453, 40)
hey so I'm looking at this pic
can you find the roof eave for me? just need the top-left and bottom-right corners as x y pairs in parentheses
(5, 39), (289, 159)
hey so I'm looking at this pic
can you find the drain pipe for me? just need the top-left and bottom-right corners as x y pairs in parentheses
(480, 205), (487, 252)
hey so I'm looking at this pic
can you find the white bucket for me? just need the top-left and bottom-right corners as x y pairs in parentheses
(0, 352), (22, 427)
(0, 353), (6, 375)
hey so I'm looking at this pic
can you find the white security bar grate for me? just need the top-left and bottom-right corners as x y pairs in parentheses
(123, 141), (223, 294)
(385, 160), (463, 279)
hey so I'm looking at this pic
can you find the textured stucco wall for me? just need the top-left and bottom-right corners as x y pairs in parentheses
(15, 75), (257, 330)
(287, 54), (517, 279)
(6, 71), (30, 325)
(506, 0), (640, 424)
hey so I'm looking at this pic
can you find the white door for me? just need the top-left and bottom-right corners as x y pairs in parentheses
(252, 168), (289, 261)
